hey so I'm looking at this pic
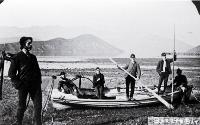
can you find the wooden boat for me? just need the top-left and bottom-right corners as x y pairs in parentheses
(52, 88), (182, 108)
(51, 75), (198, 109)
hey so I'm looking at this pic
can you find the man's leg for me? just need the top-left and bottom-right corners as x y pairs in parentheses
(182, 87), (187, 105)
(158, 74), (164, 94)
(16, 88), (28, 125)
(125, 77), (130, 99)
(95, 86), (100, 99)
(130, 79), (135, 99)
(163, 74), (169, 93)
(99, 86), (103, 99)
(30, 85), (42, 125)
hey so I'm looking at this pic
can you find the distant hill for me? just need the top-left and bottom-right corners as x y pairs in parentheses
(1, 26), (198, 57)
(0, 34), (122, 56)
(187, 45), (200, 53)
(185, 45), (200, 55)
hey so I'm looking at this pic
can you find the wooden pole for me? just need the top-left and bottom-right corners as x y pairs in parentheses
(0, 51), (5, 100)
(109, 58), (174, 109)
(171, 25), (176, 103)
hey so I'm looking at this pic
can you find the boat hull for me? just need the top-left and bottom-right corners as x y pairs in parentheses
(51, 89), (181, 108)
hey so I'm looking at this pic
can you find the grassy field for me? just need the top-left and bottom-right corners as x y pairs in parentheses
(0, 57), (200, 125)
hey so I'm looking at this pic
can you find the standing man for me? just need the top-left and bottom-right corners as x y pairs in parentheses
(8, 36), (42, 125)
(93, 67), (105, 99)
(156, 52), (176, 94)
(120, 54), (141, 101)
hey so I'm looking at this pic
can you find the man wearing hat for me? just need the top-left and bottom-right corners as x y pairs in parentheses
(121, 53), (141, 101)
(57, 71), (71, 93)
(93, 67), (105, 99)
(57, 71), (81, 95)
(8, 36), (42, 125)
(156, 52), (176, 94)
(174, 68), (189, 105)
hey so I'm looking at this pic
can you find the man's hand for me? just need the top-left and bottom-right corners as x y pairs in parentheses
(97, 78), (100, 81)
(135, 77), (139, 81)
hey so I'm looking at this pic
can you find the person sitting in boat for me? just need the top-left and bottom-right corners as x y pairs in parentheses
(57, 71), (82, 96)
(173, 68), (189, 104)
(156, 52), (176, 94)
(93, 67), (105, 99)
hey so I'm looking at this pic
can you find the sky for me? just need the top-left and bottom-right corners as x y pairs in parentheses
(0, 0), (200, 57)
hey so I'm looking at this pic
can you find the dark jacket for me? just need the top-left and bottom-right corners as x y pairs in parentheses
(156, 54), (177, 75)
(174, 75), (188, 88)
(156, 59), (175, 75)
(59, 78), (74, 88)
(93, 73), (105, 87)
(123, 61), (141, 78)
(8, 51), (41, 89)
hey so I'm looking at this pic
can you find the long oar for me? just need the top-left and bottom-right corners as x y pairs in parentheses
(109, 58), (174, 109)
(171, 24), (176, 103)
(0, 51), (5, 100)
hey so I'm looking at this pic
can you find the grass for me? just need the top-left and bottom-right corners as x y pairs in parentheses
(1, 57), (200, 124)
(42, 103), (200, 125)
(1, 77), (200, 125)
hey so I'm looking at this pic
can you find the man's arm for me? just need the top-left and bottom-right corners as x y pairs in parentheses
(156, 61), (161, 75)
(183, 75), (188, 86)
(169, 53), (177, 63)
(93, 75), (97, 87)
(34, 56), (42, 83)
(8, 57), (22, 89)
(117, 63), (129, 71)
(123, 63), (129, 70)
(8, 57), (18, 80)
(101, 74), (105, 84)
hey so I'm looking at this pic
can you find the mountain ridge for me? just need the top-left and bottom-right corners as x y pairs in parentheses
(0, 34), (122, 57)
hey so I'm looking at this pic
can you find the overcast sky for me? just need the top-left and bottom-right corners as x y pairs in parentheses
(0, 0), (200, 56)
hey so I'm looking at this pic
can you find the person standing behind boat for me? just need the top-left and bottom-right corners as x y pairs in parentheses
(8, 36), (42, 125)
(93, 67), (105, 99)
(119, 54), (141, 101)
(156, 52), (176, 94)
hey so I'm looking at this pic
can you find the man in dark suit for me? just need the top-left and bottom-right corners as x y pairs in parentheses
(122, 54), (141, 101)
(57, 71), (82, 96)
(174, 68), (189, 105)
(93, 67), (105, 99)
(8, 36), (42, 125)
(57, 72), (74, 93)
(156, 52), (176, 94)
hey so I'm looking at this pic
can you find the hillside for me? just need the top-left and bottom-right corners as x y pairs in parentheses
(0, 26), (197, 57)
(186, 45), (200, 55)
(0, 34), (122, 56)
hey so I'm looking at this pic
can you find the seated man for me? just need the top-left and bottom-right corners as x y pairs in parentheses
(93, 67), (105, 99)
(57, 72), (82, 96)
(174, 68), (188, 105)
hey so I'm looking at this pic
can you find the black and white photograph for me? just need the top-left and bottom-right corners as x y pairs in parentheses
(0, 0), (200, 124)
